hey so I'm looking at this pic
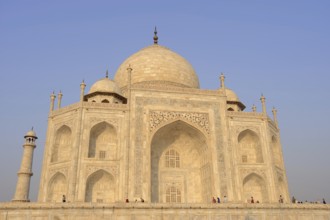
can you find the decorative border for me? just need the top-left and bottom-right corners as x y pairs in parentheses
(149, 110), (210, 135)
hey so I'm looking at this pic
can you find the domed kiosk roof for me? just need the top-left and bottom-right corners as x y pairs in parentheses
(88, 77), (122, 95)
(225, 88), (240, 102)
(24, 129), (37, 138)
(114, 44), (200, 89)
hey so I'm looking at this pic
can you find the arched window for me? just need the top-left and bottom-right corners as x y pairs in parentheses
(88, 122), (117, 159)
(101, 99), (109, 103)
(238, 129), (263, 163)
(85, 170), (115, 203)
(47, 173), (67, 202)
(52, 126), (72, 163)
(166, 186), (181, 203)
(243, 173), (268, 203)
(164, 149), (180, 168)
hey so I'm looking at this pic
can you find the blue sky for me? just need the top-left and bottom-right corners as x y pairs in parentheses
(0, 0), (329, 202)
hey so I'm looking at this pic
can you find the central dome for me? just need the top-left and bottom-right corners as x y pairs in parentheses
(114, 45), (200, 89)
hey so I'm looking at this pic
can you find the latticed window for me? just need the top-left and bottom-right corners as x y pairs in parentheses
(99, 151), (106, 159)
(165, 149), (180, 168)
(165, 186), (181, 203)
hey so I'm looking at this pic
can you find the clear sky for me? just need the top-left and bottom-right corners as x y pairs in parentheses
(0, 0), (329, 203)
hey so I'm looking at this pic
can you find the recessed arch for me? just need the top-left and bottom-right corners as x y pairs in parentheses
(85, 169), (115, 203)
(47, 172), (67, 202)
(88, 122), (117, 159)
(101, 99), (109, 103)
(227, 107), (234, 111)
(243, 173), (268, 203)
(271, 135), (282, 167)
(52, 125), (72, 163)
(151, 120), (212, 203)
(238, 129), (263, 163)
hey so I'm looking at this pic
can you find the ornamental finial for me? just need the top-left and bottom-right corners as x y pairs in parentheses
(106, 69), (109, 78)
(153, 26), (158, 45)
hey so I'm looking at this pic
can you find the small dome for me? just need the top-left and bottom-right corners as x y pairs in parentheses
(114, 44), (200, 89)
(89, 77), (122, 95)
(24, 129), (37, 138)
(225, 88), (240, 102)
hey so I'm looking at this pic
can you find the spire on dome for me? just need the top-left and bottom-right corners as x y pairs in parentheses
(153, 26), (158, 45)
(106, 69), (109, 78)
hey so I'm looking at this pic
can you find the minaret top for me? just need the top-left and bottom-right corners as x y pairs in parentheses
(153, 26), (158, 45)
(24, 128), (37, 139)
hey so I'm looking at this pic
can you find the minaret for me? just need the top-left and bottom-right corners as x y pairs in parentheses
(272, 107), (278, 128)
(220, 73), (225, 89)
(80, 80), (86, 102)
(260, 94), (267, 115)
(252, 104), (257, 112)
(12, 129), (38, 202)
(57, 91), (63, 109)
(50, 91), (56, 112)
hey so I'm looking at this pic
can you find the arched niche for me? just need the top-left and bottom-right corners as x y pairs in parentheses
(227, 107), (234, 111)
(151, 120), (212, 203)
(88, 122), (117, 159)
(278, 176), (287, 202)
(243, 173), (268, 203)
(238, 129), (263, 163)
(271, 136), (282, 167)
(51, 125), (72, 163)
(101, 99), (109, 103)
(47, 172), (67, 202)
(85, 170), (115, 203)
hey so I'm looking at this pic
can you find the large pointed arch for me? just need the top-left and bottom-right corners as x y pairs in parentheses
(242, 173), (268, 203)
(88, 122), (118, 159)
(238, 129), (263, 163)
(47, 172), (67, 202)
(85, 169), (115, 203)
(51, 125), (72, 162)
(150, 120), (212, 203)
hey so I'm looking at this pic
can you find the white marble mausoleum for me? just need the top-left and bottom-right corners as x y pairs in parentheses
(1, 30), (329, 220)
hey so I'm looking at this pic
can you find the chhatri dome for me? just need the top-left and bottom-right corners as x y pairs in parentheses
(114, 28), (200, 89)
(88, 70), (122, 95)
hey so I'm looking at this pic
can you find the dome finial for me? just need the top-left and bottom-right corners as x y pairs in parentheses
(106, 69), (109, 78)
(153, 26), (158, 45)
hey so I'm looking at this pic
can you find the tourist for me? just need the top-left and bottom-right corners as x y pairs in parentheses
(217, 197), (221, 203)
(292, 196), (296, 203)
(62, 195), (66, 203)
(223, 195), (228, 203)
(323, 198), (326, 204)
(279, 195), (283, 203)
(212, 197), (216, 203)
(126, 198), (129, 203)
(251, 196), (254, 203)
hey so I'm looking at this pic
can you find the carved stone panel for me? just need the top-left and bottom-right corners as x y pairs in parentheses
(85, 165), (118, 178)
(149, 110), (210, 135)
(89, 117), (119, 129)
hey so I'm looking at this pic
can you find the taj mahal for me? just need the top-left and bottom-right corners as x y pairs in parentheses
(1, 30), (329, 219)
